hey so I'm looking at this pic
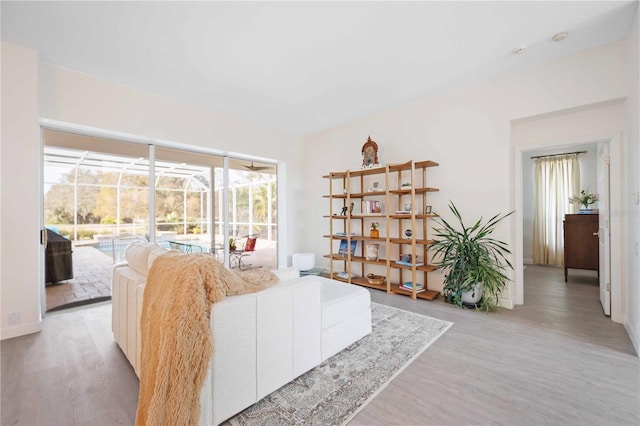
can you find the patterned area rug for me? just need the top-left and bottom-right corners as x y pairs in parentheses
(226, 302), (453, 426)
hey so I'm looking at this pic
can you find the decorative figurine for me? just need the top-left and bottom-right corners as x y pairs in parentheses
(405, 229), (413, 239)
(361, 136), (379, 169)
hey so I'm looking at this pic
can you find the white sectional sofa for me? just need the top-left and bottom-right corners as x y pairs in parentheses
(111, 242), (372, 425)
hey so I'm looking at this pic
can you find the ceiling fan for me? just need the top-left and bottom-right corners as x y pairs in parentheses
(243, 161), (271, 171)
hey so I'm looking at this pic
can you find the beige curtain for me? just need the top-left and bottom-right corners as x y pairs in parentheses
(533, 154), (580, 266)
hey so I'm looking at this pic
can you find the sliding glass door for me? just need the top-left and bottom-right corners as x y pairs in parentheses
(44, 130), (278, 269)
(215, 159), (277, 269)
(152, 147), (217, 253)
(43, 130), (150, 263)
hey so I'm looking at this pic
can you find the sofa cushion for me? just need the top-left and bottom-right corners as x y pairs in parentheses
(318, 277), (371, 330)
(147, 245), (169, 270)
(272, 266), (300, 282)
(125, 242), (156, 276)
(125, 242), (168, 277)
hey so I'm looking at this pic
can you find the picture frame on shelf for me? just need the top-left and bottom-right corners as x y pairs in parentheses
(426, 205), (432, 214)
(338, 239), (358, 256)
(368, 181), (383, 192)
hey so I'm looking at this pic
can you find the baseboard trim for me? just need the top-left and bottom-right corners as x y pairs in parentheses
(524, 258), (534, 265)
(1, 320), (42, 340)
(499, 297), (514, 309)
(624, 321), (640, 357)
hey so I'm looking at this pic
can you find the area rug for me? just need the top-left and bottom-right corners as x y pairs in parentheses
(226, 302), (453, 426)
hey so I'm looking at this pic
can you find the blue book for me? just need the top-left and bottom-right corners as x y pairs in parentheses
(338, 239), (357, 255)
(401, 282), (425, 292)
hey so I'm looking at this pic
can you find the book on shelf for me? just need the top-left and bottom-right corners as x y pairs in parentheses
(362, 200), (383, 214)
(395, 260), (425, 267)
(401, 282), (425, 293)
(335, 232), (357, 237)
(336, 271), (360, 279)
(338, 239), (358, 255)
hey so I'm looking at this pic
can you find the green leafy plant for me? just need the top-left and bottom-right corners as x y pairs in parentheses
(77, 229), (96, 240)
(429, 201), (514, 311)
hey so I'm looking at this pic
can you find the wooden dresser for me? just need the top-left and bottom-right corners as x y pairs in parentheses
(563, 214), (599, 282)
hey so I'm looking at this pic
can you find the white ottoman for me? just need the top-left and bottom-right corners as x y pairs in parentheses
(316, 276), (372, 361)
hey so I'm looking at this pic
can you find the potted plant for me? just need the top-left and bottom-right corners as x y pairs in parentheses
(569, 189), (599, 211)
(370, 222), (380, 238)
(429, 201), (514, 311)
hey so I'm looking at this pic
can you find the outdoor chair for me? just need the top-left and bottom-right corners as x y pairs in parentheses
(229, 235), (259, 270)
(168, 241), (203, 253)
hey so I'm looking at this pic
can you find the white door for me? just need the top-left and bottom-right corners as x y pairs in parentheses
(597, 142), (611, 316)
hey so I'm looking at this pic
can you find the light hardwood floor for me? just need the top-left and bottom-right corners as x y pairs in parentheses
(1, 265), (638, 425)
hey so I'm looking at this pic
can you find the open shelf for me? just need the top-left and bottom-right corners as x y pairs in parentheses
(323, 159), (441, 302)
(388, 187), (439, 195)
(390, 263), (438, 272)
(389, 238), (434, 245)
(391, 285), (440, 300)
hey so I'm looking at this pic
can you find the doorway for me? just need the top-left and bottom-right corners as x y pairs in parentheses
(522, 143), (604, 314)
(514, 134), (623, 323)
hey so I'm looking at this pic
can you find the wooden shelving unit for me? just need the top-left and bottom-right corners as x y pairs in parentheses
(323, 160), (440, 301)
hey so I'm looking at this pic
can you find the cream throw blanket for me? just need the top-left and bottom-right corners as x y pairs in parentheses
(135, 253), (278, 426)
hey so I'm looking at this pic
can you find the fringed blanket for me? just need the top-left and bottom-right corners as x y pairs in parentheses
(135, 253), (278, 426)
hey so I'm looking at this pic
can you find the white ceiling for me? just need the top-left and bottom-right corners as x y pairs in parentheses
(2, 1), (637, 135)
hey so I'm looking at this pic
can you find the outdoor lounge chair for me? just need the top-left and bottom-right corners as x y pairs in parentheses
(229, 235), (259, 270)
(168, 241), (203, 253)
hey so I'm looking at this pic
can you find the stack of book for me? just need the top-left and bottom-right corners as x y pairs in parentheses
(395, 259), (425, 267)
(336, 271), (360, 279)
(401, 282), (425, 293)
(362, 200), (382, 214)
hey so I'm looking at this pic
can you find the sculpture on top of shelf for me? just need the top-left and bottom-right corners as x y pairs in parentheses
(339, 202), (354, 216)
(361, 136), (379, 169)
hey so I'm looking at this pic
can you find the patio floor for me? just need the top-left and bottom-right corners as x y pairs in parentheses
(45, 241), (278, 312)
(46, 245), (113, 312)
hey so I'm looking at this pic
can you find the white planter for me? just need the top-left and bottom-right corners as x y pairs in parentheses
(462, 282), (484, 305)
(292, 253), (315, 271)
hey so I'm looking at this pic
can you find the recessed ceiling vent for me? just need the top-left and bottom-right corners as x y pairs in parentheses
(512, 45), (528, 55)
(552, 32), (569, 42)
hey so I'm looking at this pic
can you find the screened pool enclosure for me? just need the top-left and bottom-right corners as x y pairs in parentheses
(43, 131), (277, 267)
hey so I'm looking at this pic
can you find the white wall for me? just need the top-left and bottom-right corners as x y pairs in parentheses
(302, 40), (629, 309)
(1, 42), (42, 339)
(624, 7), (640, 355)
(0, 42), (304, 339)
(514, 101), (626, 264)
